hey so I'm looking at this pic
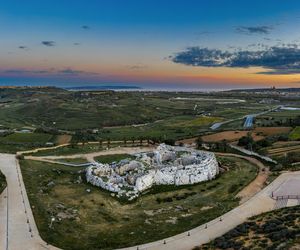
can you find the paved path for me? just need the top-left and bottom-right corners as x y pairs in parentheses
(121, 171), (300, 250)
(0, 153), (59, 250)
(0, 188), (8, 250)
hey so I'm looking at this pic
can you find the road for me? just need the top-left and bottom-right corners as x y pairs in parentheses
(0, 153), (59, 250)
(243, 115), (254, 129)
(210, 105), (281, 130)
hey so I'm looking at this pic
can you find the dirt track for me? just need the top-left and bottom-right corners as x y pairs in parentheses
(216, 153), (270, 204)
(25, 146), (154, 163)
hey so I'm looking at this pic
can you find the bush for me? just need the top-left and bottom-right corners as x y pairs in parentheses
(228, 184), (239, 193)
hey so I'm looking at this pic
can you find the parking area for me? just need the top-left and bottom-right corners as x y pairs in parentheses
(272, 178), (300, 198)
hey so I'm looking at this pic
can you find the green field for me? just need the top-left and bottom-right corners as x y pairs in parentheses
(94, 115), (224, 141)
(94, 154), (134, 163)
(0, 132), (54, 143)
(28, 143), (123, 156)
(289, 126), (300, 140)
(1, 87), (300, 153)
(256, 110), (300, 127)
(57, 158), (89, 164)
(0, 132), (55, 153)
(0, 88), (298, 132)
(20, 155), (257, 250)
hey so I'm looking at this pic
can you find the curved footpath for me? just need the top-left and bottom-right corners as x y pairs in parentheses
(216, 153), (270, 204)
(0, 153), (59, 250)
(24, 146), (154, 163)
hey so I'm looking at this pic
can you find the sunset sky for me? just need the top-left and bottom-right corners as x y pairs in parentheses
(2, 1), (300, 89)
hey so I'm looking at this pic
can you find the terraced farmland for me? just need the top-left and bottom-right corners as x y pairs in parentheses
(267, 144), (300, 156)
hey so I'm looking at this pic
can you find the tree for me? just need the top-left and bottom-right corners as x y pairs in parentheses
(238, 135), (254, 147)
(131, 137), (135, 145)
(221, 139), (228, 152)
(196, 136), (203, 149)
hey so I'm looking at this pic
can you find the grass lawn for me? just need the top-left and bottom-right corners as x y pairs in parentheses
(0, 171), (6, 194)
(171, 116), (223, 127)
(0, 132), (54, 143)
(199, 205), (300, 250)
(57, 158), (89, 164)
(20, 155), (257, 250)
(96, 115), (223, 141)
(94, 154), (134, 163)
(28, 143), (108, 156)
(289, 126), (300, 140)
(0, 132), (56, 153)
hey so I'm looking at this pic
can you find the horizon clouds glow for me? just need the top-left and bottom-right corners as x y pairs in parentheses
(1, 0), (300, 89)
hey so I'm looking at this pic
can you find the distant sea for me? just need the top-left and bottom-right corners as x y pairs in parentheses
(0, 81), (231, 92)
(65, 85), (142, 91)
(0, 83), (225, 92)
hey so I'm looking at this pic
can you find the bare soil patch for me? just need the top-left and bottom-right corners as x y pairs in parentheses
(55, 135), (72, 145)
(254, 126), (292, 136)
(201, 127), (292, 143)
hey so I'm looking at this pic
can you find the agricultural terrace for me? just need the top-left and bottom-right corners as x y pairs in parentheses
(289, 126), (300, 140)
(0, 87), (280, 153)
(201, 127), (292, 143)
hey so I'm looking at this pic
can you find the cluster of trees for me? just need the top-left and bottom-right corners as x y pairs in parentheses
(238, 133), (289, 152)
(196, 136), (229, 152)
(35, 127), (60, 135)
(258, 115), (300, 128)
(279, 152), (300, 165)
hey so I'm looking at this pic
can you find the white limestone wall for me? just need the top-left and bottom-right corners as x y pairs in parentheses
(135, 171), (155, 192)
(86, 145), (219, 198)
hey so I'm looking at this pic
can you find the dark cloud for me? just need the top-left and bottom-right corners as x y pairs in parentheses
(41, 41), (56, 47)
(73, 42), (80, 46)
(4, 69), (49, 74)
(81, 25), (90, 30)
(2, 68), (98, 76)
(171, 45), (300, 74)
(235, 25), (273, 35)
(58, 68), (87, 75)
(56, 68), (99, 75)
(126, 64), (147, 71)
(18, 46), (28, 50)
